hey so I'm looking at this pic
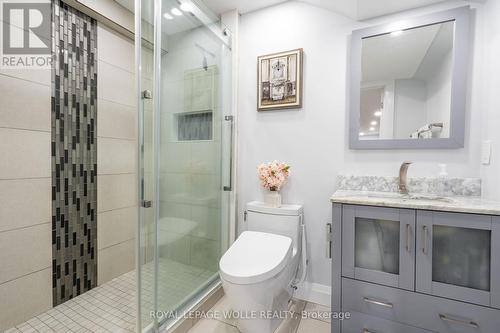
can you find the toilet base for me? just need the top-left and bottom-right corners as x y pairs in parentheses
(221, 257), (298, 333)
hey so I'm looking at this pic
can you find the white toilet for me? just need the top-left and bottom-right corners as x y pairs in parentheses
(219, 201), (305, 333)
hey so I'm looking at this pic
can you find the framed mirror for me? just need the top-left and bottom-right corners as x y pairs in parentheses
(349, 7), (470, 149)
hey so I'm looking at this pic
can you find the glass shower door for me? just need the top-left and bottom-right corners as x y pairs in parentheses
(136, 0), (156, 331)
(136, 0), (233, 330)
(155, 0), (231, 317)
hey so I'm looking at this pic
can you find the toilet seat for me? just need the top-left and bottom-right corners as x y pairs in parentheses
(219, 231), (292, 285)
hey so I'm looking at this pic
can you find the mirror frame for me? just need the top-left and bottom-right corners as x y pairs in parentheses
(349, 6), (470, 150)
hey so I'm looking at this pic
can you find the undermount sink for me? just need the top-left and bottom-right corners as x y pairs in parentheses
(361, 191), (455, 203)
(406, 194), (455, 203)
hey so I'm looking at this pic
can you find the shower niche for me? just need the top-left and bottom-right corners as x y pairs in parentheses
(172, 66), (218, 142)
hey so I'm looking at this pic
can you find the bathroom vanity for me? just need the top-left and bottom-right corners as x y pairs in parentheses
(330, 176), (500, 333)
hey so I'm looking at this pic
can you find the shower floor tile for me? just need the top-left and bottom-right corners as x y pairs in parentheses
(4, 259), (217, 333)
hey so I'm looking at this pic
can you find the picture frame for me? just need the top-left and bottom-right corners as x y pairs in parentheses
(257, 48), (303, 111)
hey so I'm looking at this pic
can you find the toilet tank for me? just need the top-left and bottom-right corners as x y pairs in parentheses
(245, 201), (303, 251)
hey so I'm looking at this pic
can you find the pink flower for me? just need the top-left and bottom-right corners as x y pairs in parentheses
(257, 161), (291, 191)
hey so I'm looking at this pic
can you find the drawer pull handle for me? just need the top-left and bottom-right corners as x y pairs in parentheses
(439, 314), (479, 328)
(363, 297), (393, 308)
(363, 329), (380, 333)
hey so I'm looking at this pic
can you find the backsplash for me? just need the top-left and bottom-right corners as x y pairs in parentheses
(336, 175), (482, 197)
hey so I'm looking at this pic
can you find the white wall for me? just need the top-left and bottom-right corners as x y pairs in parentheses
(237, 0), (500, 299)
(478, 0), (500, 200)
(238, 2), (353, 289)
(424, 49), (452, 137)
(394, 79), (427, 138)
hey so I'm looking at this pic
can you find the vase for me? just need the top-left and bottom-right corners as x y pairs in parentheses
(265, 189), (282, 207)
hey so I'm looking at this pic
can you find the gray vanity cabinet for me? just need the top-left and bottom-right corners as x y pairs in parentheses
(333, 204), (500, 333)
(416, 211), (500, 308)
(341, 205), (415, 291)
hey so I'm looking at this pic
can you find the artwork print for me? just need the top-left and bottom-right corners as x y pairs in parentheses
(257, 49), (303, 111)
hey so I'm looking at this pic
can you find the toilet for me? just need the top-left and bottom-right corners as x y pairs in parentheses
(219, 201), (304, 333)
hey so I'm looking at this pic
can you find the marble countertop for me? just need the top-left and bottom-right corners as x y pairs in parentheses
(331, 190), (500, 215)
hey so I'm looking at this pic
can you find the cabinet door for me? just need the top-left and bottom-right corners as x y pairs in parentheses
(342, 205), (415, 291)
(416, 211), (500, 308)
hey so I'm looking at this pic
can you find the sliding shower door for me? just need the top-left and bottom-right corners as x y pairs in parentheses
(136, 0), (233, 331)
(136, 0), (156, 332)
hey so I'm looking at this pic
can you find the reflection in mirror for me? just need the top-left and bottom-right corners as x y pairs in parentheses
(359, 21), (455, 140)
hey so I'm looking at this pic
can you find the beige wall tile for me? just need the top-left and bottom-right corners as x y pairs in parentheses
(0, 223), (51, 284)
(191, 174), (220, 207)
(0, 128), (50, 179)
(0, 19), (51, 85)
(191, 206), (221, 241)
(160, 142), (192, 174)
(97, 99), (136, 140)
(98, 239), (135, 285)
(97, 137), (137, 175)
(159, 172), (191, 201)
(0, 69), (51, 86)
(189, 237), (220, 271)
(0, 75), (50, 131)
(190, 142), (220, 175)
(98, 61), (135, 107)
(97, 25), (134, 73)
(0, 268), (52, 331)
(0, 178), (50, 232)
(97, 173), (137, 212)
(159, 201), (192, 221)
(97, 206), (136, 250)
(158, 230), (191, 265)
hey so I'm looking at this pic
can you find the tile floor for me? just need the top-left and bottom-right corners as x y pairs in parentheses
(187, 296), (331, 333)
(4, 258), (328, 333)
(4, 259), (217, 333)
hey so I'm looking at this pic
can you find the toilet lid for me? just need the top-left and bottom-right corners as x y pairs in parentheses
(219, 231), (292, 285)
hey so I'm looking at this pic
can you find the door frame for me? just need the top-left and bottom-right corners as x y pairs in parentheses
(342, 205), (416, 291)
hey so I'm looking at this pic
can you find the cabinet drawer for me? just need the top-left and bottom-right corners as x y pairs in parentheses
(342, 311), (433, 333)
(343, 278), (500, 333)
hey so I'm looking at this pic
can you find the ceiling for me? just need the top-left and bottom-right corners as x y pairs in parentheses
(115, 0), (477, 21)
(202, 0), (452, 19)
(362, 23), (441, 82)
(115, 0), (210, 35)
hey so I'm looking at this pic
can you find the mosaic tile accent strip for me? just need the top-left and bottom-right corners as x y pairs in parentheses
(51, 0), (98, 306)
(336, 175), (482, 197)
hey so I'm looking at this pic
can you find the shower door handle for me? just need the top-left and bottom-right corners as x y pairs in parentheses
(223, 115), (234, 191)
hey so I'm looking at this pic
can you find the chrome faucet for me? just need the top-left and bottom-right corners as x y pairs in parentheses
(399, 161), (413, 194)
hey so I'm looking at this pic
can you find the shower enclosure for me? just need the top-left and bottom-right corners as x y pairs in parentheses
(135, 0), (233, 331)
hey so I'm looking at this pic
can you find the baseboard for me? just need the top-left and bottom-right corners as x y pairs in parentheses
(294, 282), (331, 307)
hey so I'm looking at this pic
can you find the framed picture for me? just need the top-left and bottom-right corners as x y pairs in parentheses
(257, 48), (303, 111)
